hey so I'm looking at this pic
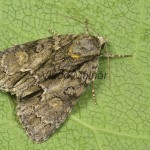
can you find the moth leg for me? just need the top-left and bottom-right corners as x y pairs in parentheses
(91, 80), (97, 105)
(11, 42), (16, 47)
(101, 53), (133, 58)
(84, 19), (90, 34)
(48, 28), (58, 36)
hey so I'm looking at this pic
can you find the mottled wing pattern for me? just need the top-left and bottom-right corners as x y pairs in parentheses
(0, 34), (99, 143)
(0, 34), (75, 95)
(19, 57), (99, 142)
(17, 73), (85, 142)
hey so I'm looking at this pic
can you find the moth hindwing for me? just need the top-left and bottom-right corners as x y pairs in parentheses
(0, 34), (105, 143)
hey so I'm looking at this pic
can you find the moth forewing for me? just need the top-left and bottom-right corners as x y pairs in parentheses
(0, 34), (105, 143)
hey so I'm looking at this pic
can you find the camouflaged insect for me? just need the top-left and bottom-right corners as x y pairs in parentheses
(0, 34), (106, 143)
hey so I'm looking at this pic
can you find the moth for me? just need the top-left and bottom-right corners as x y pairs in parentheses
(0, 33), (130, 143)
(0, 34), (105, 142)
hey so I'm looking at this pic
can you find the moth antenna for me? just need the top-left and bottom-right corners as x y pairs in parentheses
(92, 81), (97, 105)
(55, 13), (102, 37)
(105, 44), (111, 88)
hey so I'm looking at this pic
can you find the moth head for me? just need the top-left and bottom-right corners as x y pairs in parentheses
(68, 35), (106, 59)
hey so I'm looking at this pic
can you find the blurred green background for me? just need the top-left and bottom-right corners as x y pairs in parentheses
(0, 0), (150, 150)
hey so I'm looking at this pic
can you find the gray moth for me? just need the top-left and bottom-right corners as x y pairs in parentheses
(0, 34), (108, 143)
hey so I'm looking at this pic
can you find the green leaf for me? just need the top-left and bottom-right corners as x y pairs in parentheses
(0, 0), (150, 149)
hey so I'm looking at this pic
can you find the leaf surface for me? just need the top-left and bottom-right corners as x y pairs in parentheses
(0, 0), (150, 149)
